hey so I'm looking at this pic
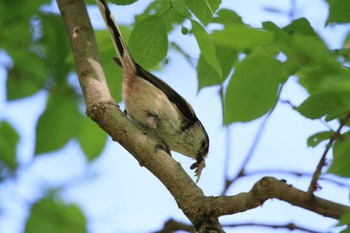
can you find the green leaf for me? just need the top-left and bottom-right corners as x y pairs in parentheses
(76, 117), (107, 161)
(340, 227), (350, 233)
(297, 65), (337, 94)
(6, 13), (73, 101)
(291, 34), (340, 70)
(111, 0), (138, 5)
(211, 8), (243, 25)
(328, 132), (350, 177)
(212, 24), (273, 50)
(339, 208), (350, 226)
(38, 13), (72, 85)
(197, 45), (237, 90)
(307, 131), (332, 148)
(224, 53), (283, 123)
(6, 50), (46, 100)
(181, 26), (189, 35)
(0, 121), (19, 170)
(296, 93), (344, 120)
(283, 18), (317, 37)
(191, 20), (222, 78)
(128, 16), (168, 69)
(263, 21), (290, 44)
(326, 0), (350, 24)
(134, 0), (188, 33)
(263, 19), (335, 79)
(25, 197), (86, 233)
(185, 0), (221, 25)
(314, 71), (350, 93)
(35, 91), (80, 155)
(0, 0), (49, 50)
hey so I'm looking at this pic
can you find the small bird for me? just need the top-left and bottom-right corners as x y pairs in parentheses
(95, 0), (209, 178)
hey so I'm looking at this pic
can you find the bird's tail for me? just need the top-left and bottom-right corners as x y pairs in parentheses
(95, 0), (134, 69)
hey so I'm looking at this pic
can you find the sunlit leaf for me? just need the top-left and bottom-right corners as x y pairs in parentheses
(224, 52), (283, 123)
(212, 24), (273, 50)
(191, 20), (222, 78)
(211, 8), (243, 25)
(112, 0), (138, 5)
(197, 45), (237, 90)
(128, 16), (168, 69)
(185, 0), (221, 25)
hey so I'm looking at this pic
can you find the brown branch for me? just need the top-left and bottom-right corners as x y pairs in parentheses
(56, 0), (349, 232)
(207, 177), (348, 219)
(305, 112), (350, 201)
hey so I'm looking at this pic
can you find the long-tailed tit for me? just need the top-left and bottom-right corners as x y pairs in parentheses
(95, 0), (209, 177)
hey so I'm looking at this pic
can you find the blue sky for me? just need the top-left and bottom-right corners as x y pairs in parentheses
(0, 0), (349, 232)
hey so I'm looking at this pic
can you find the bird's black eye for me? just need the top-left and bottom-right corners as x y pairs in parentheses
(201, 139), (207, 149)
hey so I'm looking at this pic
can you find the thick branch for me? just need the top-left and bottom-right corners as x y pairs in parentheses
(57, 0), (113, 108)
(57, 0), (349, 232)
(56, 0), (217, 231)
(204, 177), (348, 219)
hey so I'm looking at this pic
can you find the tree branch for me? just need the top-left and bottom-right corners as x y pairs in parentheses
(305, 111), (350, 200)
(57, 0), (349, 232)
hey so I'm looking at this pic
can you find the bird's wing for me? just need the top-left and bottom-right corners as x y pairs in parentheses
(95, 0), (198, 124)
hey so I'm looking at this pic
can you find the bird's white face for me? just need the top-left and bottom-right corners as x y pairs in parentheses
(167, 120), (209, 160)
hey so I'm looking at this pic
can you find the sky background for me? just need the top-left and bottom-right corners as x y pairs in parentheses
(0, 0), (350, 232)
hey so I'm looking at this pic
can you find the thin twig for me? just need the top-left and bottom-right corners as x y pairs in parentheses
(240, 169), (350, 188)
(305, 112), (350, 201)
(153, 219), (195, 233)
(280, 99), (334, 130)
(224, 222), (330, 233)
(280, 99), (297, 109)
(288, 0), (297, 20)
(222, 125), (232, 189)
